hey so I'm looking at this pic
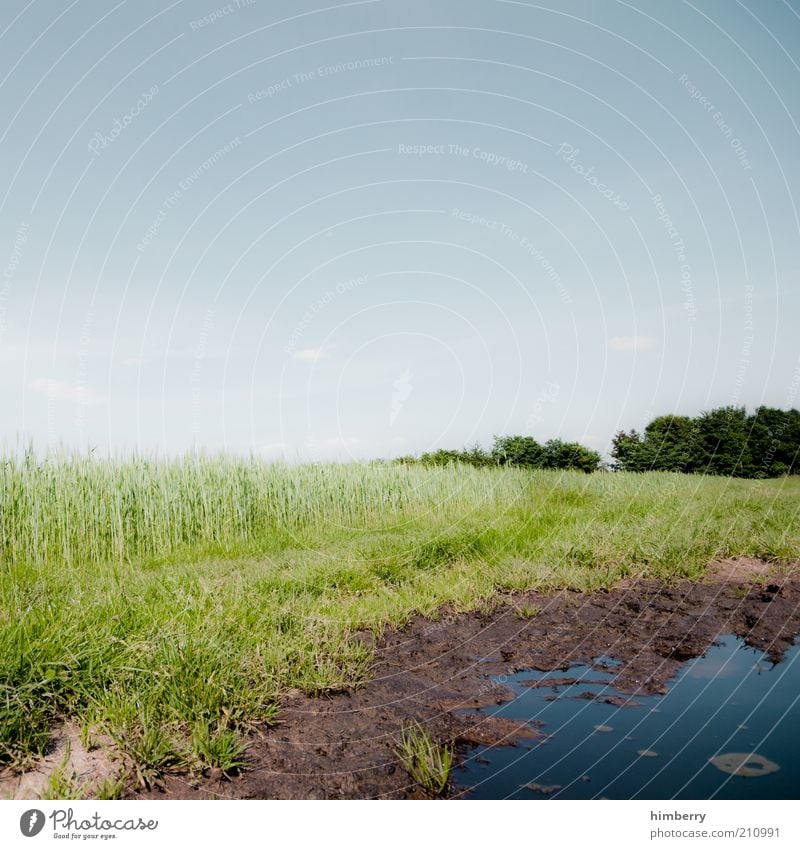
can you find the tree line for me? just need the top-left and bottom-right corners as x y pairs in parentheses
(611, 406), (799, 478)
(396, 436), (601, 473)
(395, 406), (799, 478)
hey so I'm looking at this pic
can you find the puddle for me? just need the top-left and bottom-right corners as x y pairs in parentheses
(453, 635), (800, 799)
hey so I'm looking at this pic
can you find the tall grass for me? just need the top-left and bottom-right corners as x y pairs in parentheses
(0, 451), (520, 568)
(1, 451), (798, 785)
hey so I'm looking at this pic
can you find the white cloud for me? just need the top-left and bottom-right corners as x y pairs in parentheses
(30, 378), (105, 405)
(292, 347), (325, 362)
(607, 335), (656, 352)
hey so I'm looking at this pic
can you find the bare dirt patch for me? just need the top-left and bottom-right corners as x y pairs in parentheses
(706, 557), (779, 583)
(0, 723), (123, 800)
(130, 562), (800, 800)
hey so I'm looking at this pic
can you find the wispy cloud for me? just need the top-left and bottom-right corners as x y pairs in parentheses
(607, 335), (656, 352)
(30, 377), (105, 405)
(292, 347), (325, 362)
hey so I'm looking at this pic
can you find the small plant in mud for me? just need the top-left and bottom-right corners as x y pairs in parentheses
(515, 603), (541, 619)
(397, 721), (453, 795)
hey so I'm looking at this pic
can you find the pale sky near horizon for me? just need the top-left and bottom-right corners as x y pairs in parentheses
(1, 0), (799, 459)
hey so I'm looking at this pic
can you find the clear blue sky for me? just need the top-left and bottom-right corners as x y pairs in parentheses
(1, 0), (799, 459)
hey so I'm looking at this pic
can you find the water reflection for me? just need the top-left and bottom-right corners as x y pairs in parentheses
(453, 635), (799, 799)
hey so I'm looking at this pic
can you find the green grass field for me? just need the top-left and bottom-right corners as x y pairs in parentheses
(1, 454), (798, 785)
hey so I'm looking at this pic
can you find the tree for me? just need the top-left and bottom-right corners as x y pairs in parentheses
(461, 443), (494, 467)
(417, 444), (493, 468)
(417, 449), (463, 466)
(642, 415), (697, 472)
(613, 406), (798, 478)
(403, 407), (799, 478)
(610, 429), (646, 471)
(541, 439), (601, 473)
(491, 435), (544, 467)
(746, 406), (800, 477)
(692, 406), (750, 476)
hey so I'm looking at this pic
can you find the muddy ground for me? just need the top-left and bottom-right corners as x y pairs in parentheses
(127, 558), (800, 800)
(5, 559), (799, 800)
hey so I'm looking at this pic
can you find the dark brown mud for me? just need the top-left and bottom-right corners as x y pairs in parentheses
(134, 559), (800, 800)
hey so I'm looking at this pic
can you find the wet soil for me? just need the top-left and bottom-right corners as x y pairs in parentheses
(125, 558), (800, 800)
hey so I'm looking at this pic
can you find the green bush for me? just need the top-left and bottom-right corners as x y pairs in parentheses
(403, 435), (600, 472)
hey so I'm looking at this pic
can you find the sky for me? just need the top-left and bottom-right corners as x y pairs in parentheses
(1, 0), (799, 460)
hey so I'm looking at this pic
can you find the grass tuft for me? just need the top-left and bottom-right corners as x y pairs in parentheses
(398, 721), (453, 795)
(515, 603), (541, 620)
(189, 723), (249, 774)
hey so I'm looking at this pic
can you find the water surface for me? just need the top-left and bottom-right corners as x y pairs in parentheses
(454, 636), (800, 799)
